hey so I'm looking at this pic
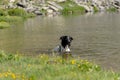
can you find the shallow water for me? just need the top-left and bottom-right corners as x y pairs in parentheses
(0, 12), (120, 71)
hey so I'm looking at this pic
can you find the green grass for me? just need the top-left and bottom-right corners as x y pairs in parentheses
(107, 7), (118, 12)
(0, 50), (120, 80)
(59, 0), (86, 15)
(7, 8), (35, 18)
(0, 16), (23, 22)
(93, 6), (99, 13)
(0, 21), (10, 29)
(0, 0), (8, 5)
(0, 9), (8, 16)
(0, 8), (35, 29)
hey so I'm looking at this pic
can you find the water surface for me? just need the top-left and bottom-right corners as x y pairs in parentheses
(0, 12), (120, 71)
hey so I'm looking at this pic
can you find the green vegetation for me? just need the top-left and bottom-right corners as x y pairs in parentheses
(93, 6), (99, 13)
(0, 50), (120, 80)
(8, 8), (28, 17)
(107, 7), (118, 12)
(0, 0), (8, 5)
(7, 8), (35, 18)
(0, 8), (35, 29)
(0, 9), (8, 16)
(0, 21), (10, 29)
(0, 16), (23, 22)
(59, 0), (86, 15)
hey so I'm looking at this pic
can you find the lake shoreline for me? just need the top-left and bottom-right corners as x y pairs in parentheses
(0, 0), (120, 16)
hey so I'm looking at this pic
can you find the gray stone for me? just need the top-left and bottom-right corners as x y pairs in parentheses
(34, 10), (42, 15)
(9, 0), (15, 3)
(56, 0), (66, 3)
(16, 2), (27, 8)
(47, 1), (63, 11)
(48, 5), (59, 11)
(47, 9), (54, 14)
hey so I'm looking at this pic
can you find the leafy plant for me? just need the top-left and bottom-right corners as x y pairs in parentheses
(93, 6), (99, 13)
(59, 0), (86, 15)
(8, 8), (28, 17)
(61, 6), (86, 15)
(0, 16), (23, 22)
(107, 7), (118, 12)
(0, 9), (8, 16)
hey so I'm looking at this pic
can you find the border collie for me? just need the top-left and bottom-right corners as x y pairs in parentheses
(53, 36), (73, 54)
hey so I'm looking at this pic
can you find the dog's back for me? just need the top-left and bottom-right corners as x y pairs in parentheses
(53, 45), (64, 53)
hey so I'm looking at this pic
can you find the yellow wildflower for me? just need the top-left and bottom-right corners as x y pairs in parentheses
(4, 73), (8, 77)
(28, 64), (31, 67)
(11, 73), (16, 79)
(78, 64), (81, 67)
(71, 60), (76, 64)
(0, 73), (3, 78)
(40, 55), (43, 58)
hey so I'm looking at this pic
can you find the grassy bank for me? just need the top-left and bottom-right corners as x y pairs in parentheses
(0, 8), (35, 29)
(0, 21), (10, 29)
(107, 7), (118, 12)
(0, 50), (119, 80)
(59, 0), (86, 15)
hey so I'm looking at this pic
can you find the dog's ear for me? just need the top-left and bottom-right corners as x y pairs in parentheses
(60, 36), (63, 40)
(70, 37), (73, 40)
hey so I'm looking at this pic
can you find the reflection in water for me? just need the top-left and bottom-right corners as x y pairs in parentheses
(0, 13), (120, 71)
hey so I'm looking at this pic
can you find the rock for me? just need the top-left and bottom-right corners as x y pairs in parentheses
(34, 10), (42, 15)
(5, 0), (120, 16)
(99, 6), (106, 11)
(8, 0), (16, 8)
(47, 1), (63, 11)
(16, 2), (27, 8)
(114, 0), (120, 8)
(48, 5), (59, 11)
(47, 9), (54, 14)
(9, 0), (15, 3)
(42, 6), (49, 10)
(115, 0), (120, 6)
(118, 9), (120, 12)
(20, 0), (27, 5)
(56, 0), (66, 3)
(8, 3), (17, 8)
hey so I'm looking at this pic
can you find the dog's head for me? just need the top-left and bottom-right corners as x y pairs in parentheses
(60, 36), (73, 52)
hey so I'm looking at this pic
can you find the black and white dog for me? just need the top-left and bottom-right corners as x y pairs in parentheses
(54, 36), (73, 54)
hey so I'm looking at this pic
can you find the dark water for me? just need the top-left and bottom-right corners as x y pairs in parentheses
(0, 12), (120, 71)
